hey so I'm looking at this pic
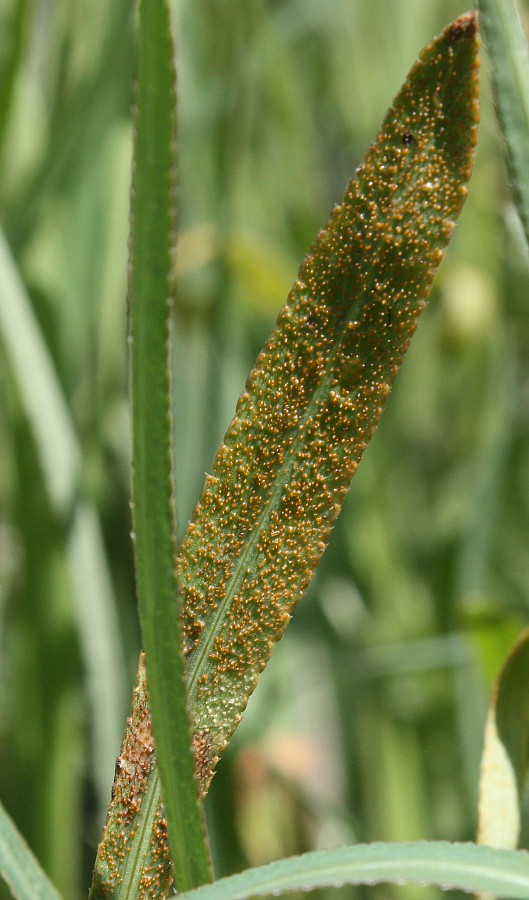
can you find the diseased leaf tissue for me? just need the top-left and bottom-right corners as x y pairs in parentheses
(91, 14), (479, 898)
(178, 13), (480, 791)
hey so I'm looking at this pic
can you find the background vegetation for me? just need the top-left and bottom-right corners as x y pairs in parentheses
(0, 0), (526, 897)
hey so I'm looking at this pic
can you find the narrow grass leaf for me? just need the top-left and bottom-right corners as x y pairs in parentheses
(0, 801), (62, 900)
(478, 0), (529, 247)
(0, 0), (31, 173)
(178, 13), (480, 790)
(178, 842), (529, 900)
(92, 0), (211, 893)
(0, 226), (126, 819)
(478, 627), (529, 850)
(0, 225), (79, 516)
(67, 503), (128, 815)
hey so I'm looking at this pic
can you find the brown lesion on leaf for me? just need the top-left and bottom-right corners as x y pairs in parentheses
(192, 730), (217, 797)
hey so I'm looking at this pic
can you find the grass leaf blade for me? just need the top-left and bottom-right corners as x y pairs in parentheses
(0, 802), (62, 900)
(0, 225), (127, 820)
(113, 0), (212, 892)
(179, 13), (480, 789)
(178, 842), (529, 900)
(0, 225), (79, 515)
(478, 0), (529, 248)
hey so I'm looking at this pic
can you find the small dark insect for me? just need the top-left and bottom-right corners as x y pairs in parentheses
(402, 132), (414, 146)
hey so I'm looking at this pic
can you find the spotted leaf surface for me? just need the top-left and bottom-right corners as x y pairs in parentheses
(179, 13), (480, 792)
(89, 655), (173, 898)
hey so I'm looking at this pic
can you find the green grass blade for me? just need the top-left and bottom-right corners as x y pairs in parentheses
(0, 801), (62, 900)
(0, 225), (79, 516)
(0, 0), (31, 174)
(478, 627), (529, 850)
(478, 0), (529, 247)
(178, 842), (529, 900)
(179, 13), (480, 789)
(67, 502), (128, 813)
(123, 0), (211, 891)
(0, 226), (126, 816)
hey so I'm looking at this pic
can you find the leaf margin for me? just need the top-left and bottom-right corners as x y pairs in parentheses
(178, 841), (529, 900)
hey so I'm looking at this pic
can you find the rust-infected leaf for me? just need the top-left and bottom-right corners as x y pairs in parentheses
(89, 655), (173, 898)
(179, 13), (480, 791)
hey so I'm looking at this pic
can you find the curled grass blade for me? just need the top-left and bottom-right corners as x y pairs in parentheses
(179, 12), (480, 789)
(178, 842), (529, 900)
(478, 627), (529, 850)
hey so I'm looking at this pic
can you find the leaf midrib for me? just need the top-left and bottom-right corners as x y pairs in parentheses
(116, 767), (162, 899)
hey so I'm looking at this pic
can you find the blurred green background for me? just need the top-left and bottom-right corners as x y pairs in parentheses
(0, 0), (528, 897)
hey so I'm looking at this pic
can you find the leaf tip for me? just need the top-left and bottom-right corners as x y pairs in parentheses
(446, 11), (478, 44)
